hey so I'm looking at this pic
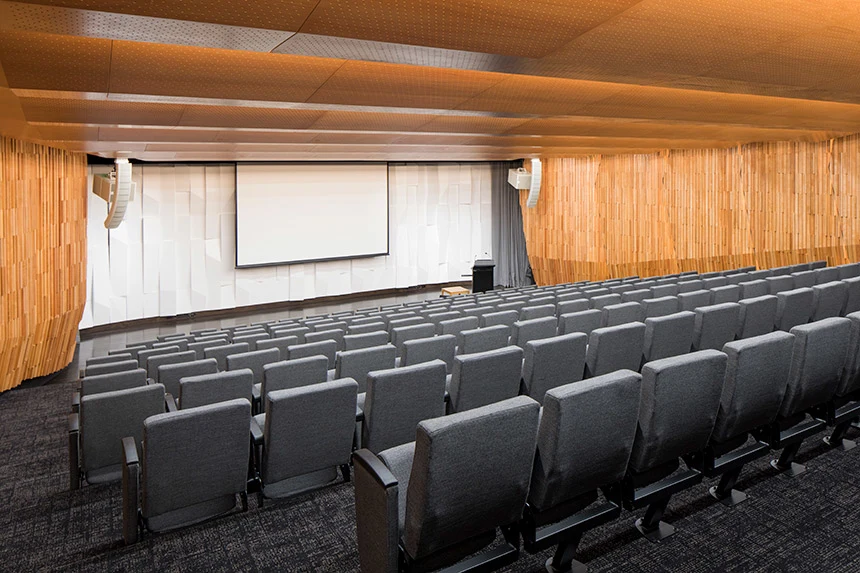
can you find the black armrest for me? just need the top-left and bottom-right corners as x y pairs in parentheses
(122, 436), (139, 466)
(68, 413), (80, 491)
(68, 412), (80, 434)
(71, 391), (80, 413)
(250, 417), (264, 446)
(352, 449), (398, 489)
(164, 394), (178, 412)
(121, 436), (140, 544)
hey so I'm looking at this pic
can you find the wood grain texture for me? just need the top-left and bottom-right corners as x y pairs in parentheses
(0, 136), (87, 391)
(521, 135), (860, 284)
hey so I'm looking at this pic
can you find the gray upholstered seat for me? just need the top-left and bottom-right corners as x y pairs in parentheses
(334, 345), (397, 393)
(146, 350), (197, 383)
(480, 310), (520, 328)
(349, 321), (387, 335)
(738, 280), (769, 299)
(814, 267), (840, 284)
(152, 339), (189, 352)
(188, 339), (229, 360)
(702, 277), (728, 289)
(774, 288), (814, 332)
(519, 304), (556, 321)
(79, 368), (147, 398)
(84, 359), (139, 378)
(766, 275), (794, 295)
(558, 309), (602, 336)
(122, 398), (250, 542)
(226, 348), (281, 386)
(511, 317), (557, 349)
(232, 332), (269, 351)
(179, 369), (254, 409)
(305, 329), (346, 351)
(838, 263), (860, 280)
(811, 281), (849, 321)
(258, 356), (329, 413)
(650, 284), (679, 298)
(556, 299), (589, 316)
(642, 311), (695, 365)
(311, 320), (347, 332)
(270, 326), (309, 343)
(204, 342), (251, 371)
(710, 284), (740, 304)
(643, 296), (680, 318)
(602, 302), (644, 327)
(448, 346), (524, 413)
(391, 323), (436, 358)
(747, 270), (772, 281)
(590, 294), (622, 310)
(287, 340), (338, 369)
(157, 358), (218, 397)
(678, 290), (711, 312)
(388, 316), (425, 332)
(254, 379), (357, 499)
(585, 322), (646, 377)
(343, 331), (389, 351)
(353, 396), (540, 573)
(457, 325), (510, 355)
(256, 335), (299, 357)
(678, 280), (703, 293)
(692, 303), (741, 351)
(622, 289), (652, 304)
(724, 272), (749, 285)
(70, 384), (165, 490)
(362, 361), (448, 454)
(402, 334), (457, 373)
(521, 333), (587, 403)
(790, 270), (816, 289)
(438, 316), (480, 338)
(110, 346), (147, 360)
(736, 295), (778, 339)
(843, 277), (860, 316)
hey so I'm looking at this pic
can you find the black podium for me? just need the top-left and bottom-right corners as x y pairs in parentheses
(472, 259), (495, 293)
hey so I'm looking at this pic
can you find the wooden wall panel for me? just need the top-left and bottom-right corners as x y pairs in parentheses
(522, 134), (860, 284)
(0, 136), (87, 391)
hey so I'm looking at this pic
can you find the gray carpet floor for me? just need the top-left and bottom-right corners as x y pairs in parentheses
(4, 380), (860, 572)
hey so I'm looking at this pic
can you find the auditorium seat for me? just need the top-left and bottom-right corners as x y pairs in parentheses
(457, 324), (509, 355)
(838, 262), (860, 280)
(204, 342), (251, 370)
(623, 350), (727, 540)
(438, 316), (479, 338)
(521, 370), (642, 572)
(226, 348), (281, 398)
(585, 322), (646, 377)
(311, 320), (348, 332)
(270, 326), (309, 343)
(602, 302), (644, 327)
(256, 335), (299, 357)
(391, 323), (436, 358)
(152, 339), (189, 352)
(343, 331), (388, 351)
(362, 361), (447, 454)
(678, 279), (704, 293)
(402, 335), (457, 374)
(480, 309), (520, 328)
(178, 369), (254, 410)
(774, 288), (814, 332)
(110, 346), (147, 360)
(157, 358), (218, 397)
(353, 396), (540, 573)
(305, 328), (346, 351)
(334, 345), (396, 397)
(766, 275), (795, 295)
(642, 312), (696, 365)
(72, 368), (147, 413)
(813, 311), (860, 450)
(448, 346), (523, 413)
(844, 277), (860, 315)
(188, 338), (230, 360)
(232, 332), (269, 351)
(146, 350), (196, 383)
(287, 340), (338, 369)
(790, 270), (816, 289)
(259, 356), (329, 413)
(702, 277), (728, 289)
(738, 280), (769, 299)
(678, 290), (711, 312)
(590, 294), (623, 310)
(520, 304), (556, 321)
(692, 303), (741, 351)
(83, 359), (139, 378)
(122, 398), (251, 543)
(725, 272), (749, 285)
(814, 267), (840, 284)
(747, 270), (773, 281)
(643, 296), (680, 318)
(710, 286), (740, 305)
(811, 281), (849, 321)
(650, 284), (680, 298)
(521, 333), (587, 403)
(809, 260), (827, 270)
(511, 317), (558, 349)
(558, 309), (602, 336)
(348, 321), (387, 335)
(387, 316), (425, 333)
(621, 289), (652, 304)
(736, 295), (778, 339)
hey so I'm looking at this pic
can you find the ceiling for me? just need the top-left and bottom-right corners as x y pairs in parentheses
(2, 0), (860, 161)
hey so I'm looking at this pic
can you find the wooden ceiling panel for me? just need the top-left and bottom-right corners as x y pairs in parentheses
(416, 115), (533, 134)
(309, 110), (435, 132)
(96, 127), (219, 143)
(17, 97), (187, 126)
(309, 132), (404, 145)
(177, 106), (326, 130)
(213, 131), (318, 144)
(0, 31), (111, 92)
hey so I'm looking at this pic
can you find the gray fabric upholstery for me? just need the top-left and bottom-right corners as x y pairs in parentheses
(287, 340), (338, 369)
(678, 290), (711, 312)
(838, 263), (860, 280)
(836, 312), (860, 397)
(111, 346), (146, 360)
(259, 379), (357, 498)
(137, 346), (182, 366)
(349, 321), (387, 335)
(628, 351), (727, 473)
(152, 339), (190, 352)
(590, 294), (622, 310)
(643, 311), (696, 363)
(725, 273), (749, 285)
(775, 288), (814, 332)
(711, 332), (794, 443)
(780, 318), (852, 417)
(344, 331), (390, 351)
(312, 321), (348, 332)
(815, 267), (840, 284)
(622, 289), (652, 304)
(747, 270), (773, 281)
(522, 333), (587, 403)
(388, 317), (425, 332)
(84, 359), (139, 378)
(80, 384), (165, 483)
(737, 295), (778, 339)
(702, 277), (728, 289)
(226, 348), (281, 385)
(204, 342), (251, 371)
(260, 356), (329, 412)
(678, 280), (703, 293)
(480, 310), (520, 328)
(427, 312), (460, 328)
(141, 399), (250, 532)
(811, 281), (849, 321)
(529, 370), (642, 512)
(558, 309), (602, 336)
(739, 280), (769, 299)
(157, 359), (218, 397)
(270, 326), (309, 343)
(457, 325), (510, 355)
(790, 270), (817, 289)
(692, 303), (741, 351)
(650, 284), (679, 298)
(402, 335), (457, 373)
(844, 277), (860, 315)
(256, 336), (299, 357)
(391, 324), (436, 358)
(305, 329), (346, 350)
(232, 333), (269, 351)
(520, 304), (556, 321)
(400, 396), (540, 561)
(710, 285), (740, 304)
(335, 345), (397, 394)
(809, 260), (828, 270)
(188, 339), (229, 360)
(146, 351), (197, 382)
(363, 361), (448, 454)
(179, 369), (254, 409)
(585, 322), (646, 378)
(766, 275), (795, 295)
(80, 368), (147, 398)
(643, 296), (680, 318)
(438, 316), (480, 337)
(449, 346), (524, 413)
(510, 316), (557, 349)
(601, 302), (644, 327)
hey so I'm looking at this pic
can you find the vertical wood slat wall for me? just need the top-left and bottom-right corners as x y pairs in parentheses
(521, 135), (860, 285)
(0, 136), (87, 392)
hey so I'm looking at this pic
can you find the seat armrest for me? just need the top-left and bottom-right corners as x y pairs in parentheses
(353, 449), (398, 488)
(68, 413), (80, 491)
(165, 393), (178, 412)
(71, 391), (80, 413)
(121, 436), (140, 544)
(146, 378), (154, 385)
(352, 449), (400, 573)
(250, 417), (264, 446)
(252, 386), (261, 415)
(68, 412), (80, 434)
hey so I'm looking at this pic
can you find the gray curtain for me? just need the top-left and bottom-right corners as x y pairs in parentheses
(491, 161), (531, 287)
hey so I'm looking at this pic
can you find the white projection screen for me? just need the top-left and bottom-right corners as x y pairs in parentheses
(235, 163), (389, 267)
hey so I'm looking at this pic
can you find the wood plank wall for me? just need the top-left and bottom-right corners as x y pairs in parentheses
(0, 136), (87, 392)
(521, 135), (860, 284)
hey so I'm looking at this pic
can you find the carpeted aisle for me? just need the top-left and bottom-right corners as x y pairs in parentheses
(3, 382), (860, 572)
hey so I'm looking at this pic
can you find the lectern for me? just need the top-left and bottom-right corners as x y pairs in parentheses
(472, 259), (495, 293)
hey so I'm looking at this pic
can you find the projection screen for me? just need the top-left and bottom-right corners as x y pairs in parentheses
(235, 163), (389, 268)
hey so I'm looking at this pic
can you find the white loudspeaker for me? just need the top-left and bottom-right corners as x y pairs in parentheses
(92, 159), (136, 229)
(507, 158), (542, 208)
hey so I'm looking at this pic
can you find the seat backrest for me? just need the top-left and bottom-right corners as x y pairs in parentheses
(811, 281), (849, 321)
(702, 277), (728, 289)
(815, 267), (840, 284)
(80, 368), (147, 397)
(844, 277), (860, 316)
(270, 326), (310, 343)
(788, 264), (809, 274)
(650, 284), (679, 298)
(391, 323), (436, 357)
(585, 322), (646, 377)
(737, 295), (778, 339)
(710, 332), (794, 443)
(232, 332), (269, 351)
(343, 331), (390, 351)
(261, 356), (329, 407)
(146, 350), (197, 382)
(838, 263), (860, 280)
(809, 260), (828, 270)
(774, 288), (814, 332)
(262, 379), (358, 491)
(427, 311), (461, 329)
(457, 325), (510, 355)
(678, 280), (704, 293)
(157, 358), (218, 397)
(510, 316), (557, 349)
(643, 311), (696, 364)
(710, 285), (740, 304)
(738, 280), (769, 299)
(152, 339), (189, 352)
(590, 294), (622, 310)
(528, 370), (642, 513)
(256, 336), (299, 357)
(141, 399), (250, 529)
(480, 310), (520, 328)
(388, 316), (425, 333)
(402, 335), (457, 373)
(399, 396), (540, 562)
(692, 303), (741, 351)
(678, 290), (711, 312)
(449, 346), (524, 413)
(312, 320), (347, 332)
(363, 361), (448, 454)
(110, 346), (146, 360)
(628, 350), (727, 474)
(287, 340), (338, 369)
(602, 302), (644, 327)
(204, 342), (251, 370)
(724, 272), (750, 285)
(747, 270), (772, 281)
(522, 333), (587, 403)
(305, 329), (346, 350)
(349, 321), (387, 335)
(188, 339), (229, 360)
(766, 275), (794, 295)
(80, 384), (165, 477)
(226, 348), (281, 385)
(335, 344), (397, 393)
(780, 317), (852, 417)
(790, 270), (816, 289)
(837, 312), (860, 397)
(179, 369), (254, 409)
(85, 353), (132, 368)
(621, 289), (652, 304)
(519, 304), (556, 321)
(438, 316), (480, 337)
(84, 359), (139, 378)
(558, 309), (602, 336)
(642, 296), (680, 318)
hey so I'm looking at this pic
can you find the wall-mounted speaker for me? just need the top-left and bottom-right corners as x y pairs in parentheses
(507, 158), (542, 208)
(92, 159), (136, 229)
